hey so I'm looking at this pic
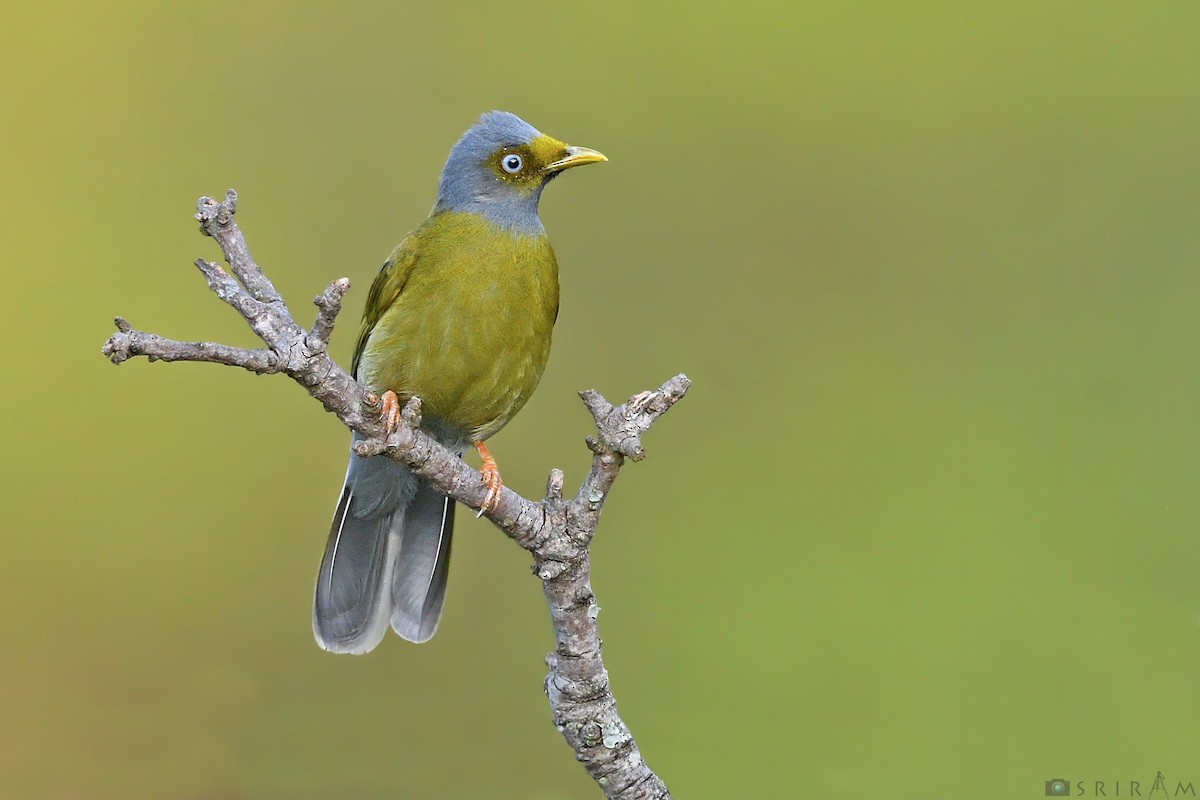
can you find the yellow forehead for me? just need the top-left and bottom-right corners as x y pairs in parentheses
(528, 134), (568, 164)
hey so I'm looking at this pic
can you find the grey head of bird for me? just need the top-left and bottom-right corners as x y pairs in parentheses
(434, 110), (606, 235)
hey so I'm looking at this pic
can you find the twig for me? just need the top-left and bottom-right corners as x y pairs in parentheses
(101, 190), (682, 799)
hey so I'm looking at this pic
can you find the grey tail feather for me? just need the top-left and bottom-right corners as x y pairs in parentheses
(312, 482), (401, 654)
(390, 482), (455, 643)
(313, 436), (456, 653)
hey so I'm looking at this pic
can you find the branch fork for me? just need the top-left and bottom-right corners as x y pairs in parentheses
(102, 190), (683, 800)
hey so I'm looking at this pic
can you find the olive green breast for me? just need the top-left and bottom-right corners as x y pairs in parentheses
(355, 211), (559, 442)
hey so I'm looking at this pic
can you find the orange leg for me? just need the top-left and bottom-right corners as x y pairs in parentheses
(474, 441), (503, 516)
(378, 390), (401, 434)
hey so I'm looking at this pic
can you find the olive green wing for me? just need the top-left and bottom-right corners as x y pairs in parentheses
(352, 234), (421, 378)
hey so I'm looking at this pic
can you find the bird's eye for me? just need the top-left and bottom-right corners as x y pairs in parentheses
(501, 153), (523, 174)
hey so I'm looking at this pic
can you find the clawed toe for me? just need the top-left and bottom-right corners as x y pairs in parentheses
(474, 441), (504, 517)
(378, 390), (401, 434)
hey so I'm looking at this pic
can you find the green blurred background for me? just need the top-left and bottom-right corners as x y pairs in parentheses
(3, 2), (1199, 798)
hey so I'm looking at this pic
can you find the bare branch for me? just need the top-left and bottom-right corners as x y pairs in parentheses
(571, 378), (690, 545)
(102, 190), (680, 799)
(307, 277), (351, 353)
(195, 190), (284, 306)
(537, 377), (687, 800)
(102, 317), (279, 373)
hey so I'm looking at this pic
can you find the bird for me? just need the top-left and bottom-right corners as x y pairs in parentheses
(313, 111), (606, 654)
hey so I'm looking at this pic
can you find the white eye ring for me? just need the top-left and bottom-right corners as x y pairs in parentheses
(501, 153), (523, 174)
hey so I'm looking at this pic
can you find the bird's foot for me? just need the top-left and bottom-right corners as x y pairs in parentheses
(474, 441), (503, 517)
(378, 390), (401, 435)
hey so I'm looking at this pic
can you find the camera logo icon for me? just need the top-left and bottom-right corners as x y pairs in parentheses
(1046, 778), (1071, 796)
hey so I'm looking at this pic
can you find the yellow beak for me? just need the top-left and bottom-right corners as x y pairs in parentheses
(546, 146), (608, 173)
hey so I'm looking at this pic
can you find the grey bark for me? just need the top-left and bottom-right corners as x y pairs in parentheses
(102, 190), (681, 799)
